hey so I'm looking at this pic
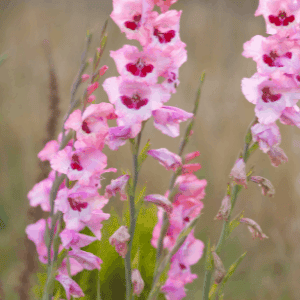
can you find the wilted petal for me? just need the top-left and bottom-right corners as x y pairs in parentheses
(229, 158), (248, 188)
(250, 176), (275, 197)
(240, 217), (269, 240)
(55, 273), (84, 300)
(214, 194), (231, 221)
(132, 269), (145, 296)
(109, 226), (131, 258)
(267, 144), (288, 167)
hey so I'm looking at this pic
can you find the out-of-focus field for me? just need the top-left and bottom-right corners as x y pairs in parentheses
(1, 0), (300, 299)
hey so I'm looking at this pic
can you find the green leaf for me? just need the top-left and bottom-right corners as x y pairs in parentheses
(208, 283), (219, 300)
(137, 139), (151, 171)
(134, 184), (147, 219)
(53, 289), (62, 300)
(205, 239), (214, 271)
(218, 252), (247, 296)
(225, 211), (244, 240)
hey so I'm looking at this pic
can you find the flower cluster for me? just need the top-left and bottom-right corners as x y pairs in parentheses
(241, 0), (300, 166)
(147, 150), (206, 300)
(104, 0), (192, 151)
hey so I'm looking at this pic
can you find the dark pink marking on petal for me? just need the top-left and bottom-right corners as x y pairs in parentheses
(82, 120), (91, 134)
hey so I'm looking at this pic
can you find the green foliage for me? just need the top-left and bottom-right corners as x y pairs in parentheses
(137, 139), (151, 171)
(205, 239), (214, 271)
(0, 53), (7, 67)
(225, 211), (244, 240)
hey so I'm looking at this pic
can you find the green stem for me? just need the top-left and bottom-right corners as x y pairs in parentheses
(125, 130), (143, 300)
(202, 117), (258, 300)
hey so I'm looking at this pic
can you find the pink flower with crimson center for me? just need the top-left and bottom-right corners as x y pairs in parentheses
(103, 77), (170, 124)
(50, 145), (107, 185)
(255, 0), (300, 34)
(242, 34), (300, 75)
(110, 45), (171, 83)
(241, 72), (300, 124)
(110, 0), (154, 46)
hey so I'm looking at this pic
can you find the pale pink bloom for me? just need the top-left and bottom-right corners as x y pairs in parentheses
(109, 226), (131, 258)
(280, 105), (300, 127)
(68, 249), (102, 270)
(152, 106), (193, 137)
(87, 82), (99, 95)
(229, 158), (248, 188)
(64, 103), (115, 149)
(241, 72), (300, 124)
(242, 34), (300, 75)
(103, 77), (170, 124)
(81, 74), (90, 82)
(255, 0), (300, 35)
(148, 10), (182, 49)
(161, 281), (186, 300)
(144, 194), (173, 214)
(184, 151), (200, 163)
(99, 65), (109, 76)
(148, 148), (182, 171)
(240, 217), (269, 240)
(131, 269), (145, 296)
(181, 163), (201, 174)
(267, 144), (288, 167)
(105, 125), (134, 151)
(110, 0), (154, 46)
(110, 45), (171, 84)
(251, 122), (281, 153)
(87, 95), (96, 103)
(250, 176), (275, 197)
(59, 229), (97, 249)
(55, 274), (84, 300)
(154, 0), (178, 13)
(38, 140), (59, 161)
(105, 174), (130, 200)
(215, 194), (231, 221)
(50, 146), (107, 185)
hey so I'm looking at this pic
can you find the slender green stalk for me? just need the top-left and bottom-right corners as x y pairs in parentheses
(154, 73), (205, 283)
(125, 130), (143, 300)
(202, 117), (258, 300)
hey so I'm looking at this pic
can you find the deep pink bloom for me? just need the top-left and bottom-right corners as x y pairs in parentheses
(103, 77), (170, 125)
(55, 274), (84, 300)
(181, 163), (201, 174)
(184, 151), (200, 163)
(148, 148), (182, 171)
(251, 122), (281, 153)
(152, 106), (193, 137)
(87, 82), (99, 95)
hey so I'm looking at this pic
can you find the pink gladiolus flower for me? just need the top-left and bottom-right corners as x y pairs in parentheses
(68, 249), (102, 270)
(103, 77), (170, 124)
(110, 0), (154, 46)
(109, 226), (131, 258)
(38, 140), (59, 161)
(132, 269), (145, 296)
(154, 0), (178, 13)
(148, 148), (182, 171)
(251, 122), (281, 153)
(174, 174), (207, 199)
(105, 174), (130, 200)
(229, 158), (248, 188)
(152, 106), (193, 137)
(280, 105), (300, 127)
(50, 146), (107, 185)
(55, 274), (85, 300)
(58, 257), (84, 277)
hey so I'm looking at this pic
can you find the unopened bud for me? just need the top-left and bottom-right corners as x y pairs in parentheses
(87, 82), (99, 95)
(182, 163), (201, 174)
(215, 194), (231, 221)
(250, 176), (275, 197)
(109, 226), (130, 258)
(99, 65), (109, 76)
(184, 151), (200, 163)
(267, 145), (288, 167)
(87, 95), (96, 103)
(81, 74), (90, 82)
(230, 158), (247, 188)
(212, 250), (226, 284)
(131, 269), (144, 296)
(240, 218), (268, 240)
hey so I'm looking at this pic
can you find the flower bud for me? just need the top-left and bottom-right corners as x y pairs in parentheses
(184, 151), (200, 163)
(109, 226), (130, 258)
(250, 176), (275, 197)
(214, 194), (231, 221)
(131, 269), (144, 296)
(144, 194), (173, 214)
(87, 95), (96, 103)
(267, 145), (288, 167)
(81, 74), (90, 82)
(99, 65), (109, 76)
(229, 158), (247, 188)
(240, 218), (268, 240)
(87, 82), (99, 95)
(212, 250), (226, 284)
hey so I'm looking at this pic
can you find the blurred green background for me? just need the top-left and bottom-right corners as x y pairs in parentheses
(1, 0), (300, 299)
